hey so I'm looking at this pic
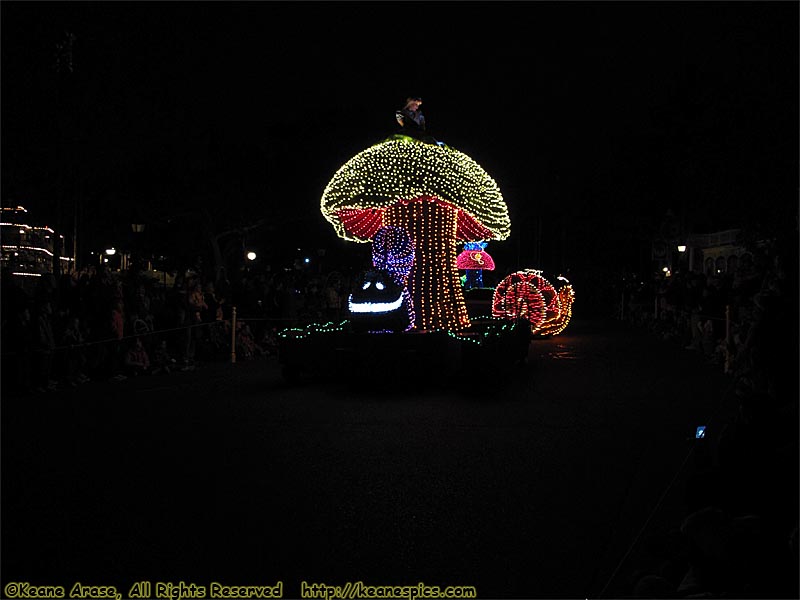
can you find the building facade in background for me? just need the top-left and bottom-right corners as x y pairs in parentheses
(0, 205), (72, 279)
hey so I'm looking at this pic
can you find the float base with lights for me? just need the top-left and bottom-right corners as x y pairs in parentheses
(277, 134), (575, 383)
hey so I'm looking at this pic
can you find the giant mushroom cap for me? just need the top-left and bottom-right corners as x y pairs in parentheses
(320, 135), (511, 242)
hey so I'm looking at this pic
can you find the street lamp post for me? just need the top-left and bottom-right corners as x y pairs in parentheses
(132, 223), (146, 270)
(104, 247), (117, 270)
(677, 244), (690, 273)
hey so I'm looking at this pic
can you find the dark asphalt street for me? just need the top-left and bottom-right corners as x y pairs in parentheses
(2, 318), (745, 599)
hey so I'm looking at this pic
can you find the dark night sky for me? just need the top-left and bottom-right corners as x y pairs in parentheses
(1, 1), (798, 272)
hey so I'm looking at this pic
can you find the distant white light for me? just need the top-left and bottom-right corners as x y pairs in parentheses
(677, 245), (687, 253)
(246, 251), (257, 261)
(105, 248), (116, 256)
(304, 257), (311, 264)
(662, 266), (669, 272)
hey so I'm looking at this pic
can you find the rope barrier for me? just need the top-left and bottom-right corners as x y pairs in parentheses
(596, 374), (739, 598)
(1, 308), (345, 358)
(2, 320), (218, 356)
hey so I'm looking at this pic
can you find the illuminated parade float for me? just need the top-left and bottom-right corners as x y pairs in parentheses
(278, 133), (575, 382)
(320, 135), (511, 332)
(492, 270), (575, 337)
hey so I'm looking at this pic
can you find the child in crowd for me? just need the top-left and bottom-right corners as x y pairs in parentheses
(60, 316), (90, 385)
(123, 336), (151, 377)
(151, 339), (176, 375)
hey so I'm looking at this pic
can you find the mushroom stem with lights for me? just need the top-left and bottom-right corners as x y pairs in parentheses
(321, 135), (510, 332)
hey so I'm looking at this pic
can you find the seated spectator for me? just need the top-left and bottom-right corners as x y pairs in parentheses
(123, 336), (151, 377)
(60, 316), (90, 386)
(631, 573), (676, 598)
(260, 327), (279, 357)
(151, 339), (176, 375)
(678, 506), (790, 598)
(235, 321), (264, 360)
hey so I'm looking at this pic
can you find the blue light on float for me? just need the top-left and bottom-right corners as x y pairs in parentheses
(372, 225), (414, 285)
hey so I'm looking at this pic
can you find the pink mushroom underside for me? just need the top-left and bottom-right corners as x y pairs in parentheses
(337, 198), (493, 242)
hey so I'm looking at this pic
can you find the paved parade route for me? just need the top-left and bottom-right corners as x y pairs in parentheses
(2, 318), (743, 598)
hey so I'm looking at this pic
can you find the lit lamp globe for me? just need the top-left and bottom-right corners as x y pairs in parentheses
(105, 248), (116, 256)
(246, 251), (257, 261)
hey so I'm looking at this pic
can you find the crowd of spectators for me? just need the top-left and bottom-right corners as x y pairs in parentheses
(623, 240), (795, 389)
(619, 236), (799, 598)
(0, 261), (364, 397)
